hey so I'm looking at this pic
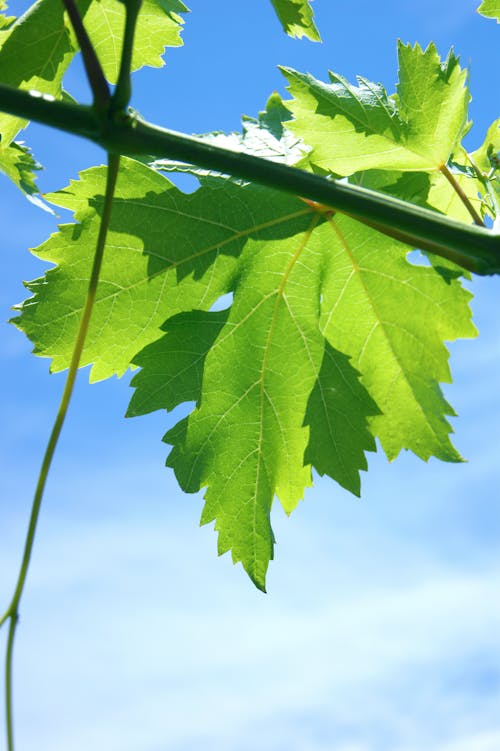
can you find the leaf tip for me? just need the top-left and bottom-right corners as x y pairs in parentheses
(247, 569), (268, 594)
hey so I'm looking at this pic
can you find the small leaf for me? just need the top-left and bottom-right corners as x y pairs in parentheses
(0, 0), (14, 30)
(471, 119), (500, 173)
(269, 0), (320, 41)
(281, 43), (469, 175)
(477, 0), (500, 22)
(467, 121), (500, 221)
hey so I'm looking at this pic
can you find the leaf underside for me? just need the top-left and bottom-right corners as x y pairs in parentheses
(15, 157), (475, 588)
(10, 30), (489, 589)
(281, 42), (469, 175)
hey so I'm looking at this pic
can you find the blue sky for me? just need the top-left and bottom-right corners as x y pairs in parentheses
(0, 1), (499, 750)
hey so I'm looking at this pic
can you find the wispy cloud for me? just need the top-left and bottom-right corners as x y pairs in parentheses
(2, 500), (498, 751)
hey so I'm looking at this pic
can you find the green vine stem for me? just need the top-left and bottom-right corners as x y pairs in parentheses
(0, 152), (121, 751)
(0, 83), (498, 275)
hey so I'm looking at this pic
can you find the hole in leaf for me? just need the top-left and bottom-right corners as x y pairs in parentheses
(407, 250), (431, 267)
(167, 172), (200, 194)
(209, 292), (234, 311)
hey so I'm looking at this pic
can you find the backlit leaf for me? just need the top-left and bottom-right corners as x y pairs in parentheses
(281, 43), (468, 175)
(270, 0), (320, 41)
(0, 0), (14, 29)
(317, 215), (476, 462)
(478, 0), (500, 22)
(0, 139), (39, 196)
(80, 0), (188, 84)
(123, 173), (475, 585)
(0, 0), (187, 143)
(0, 0), (76, 143)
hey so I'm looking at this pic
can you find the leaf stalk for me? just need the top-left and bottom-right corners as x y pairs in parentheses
(439, 164), (485, 227)
(61, 0), (111, 110)
(111, 0), (143, 113)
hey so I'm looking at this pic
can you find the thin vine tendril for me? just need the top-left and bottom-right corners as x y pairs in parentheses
(0, 1), (143, 744)
(0, 152), (121, 751)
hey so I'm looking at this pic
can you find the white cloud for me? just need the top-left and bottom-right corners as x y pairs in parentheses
(1, 504), (498, 751)
(438, 731), (500, 751)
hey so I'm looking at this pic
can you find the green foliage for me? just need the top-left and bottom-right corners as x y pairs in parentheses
(0, 4), (498, 751)
(0, 139), (41, 197)
(0, 0), (186, 144)
(16, 134), (478, 587)
(79, 0), (187, 83)
(153, 93), (308, 171)
(470, 119), (500, 220)
(0, 1), (14, 29)
(0, 0), (76, 143)
(128, 203), (476, 588)
(472, 119), (500, 170)
(2, 1), (499, 592)
(270, 0), (320, 41)
(281, 43), (469, 174)
(478, 0), (500, 21)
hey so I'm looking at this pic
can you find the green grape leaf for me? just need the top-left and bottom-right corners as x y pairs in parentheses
(124, 193), (474, 588)
(478, 0), (500, 21)
(13, 157), (313, 382)
(281, 43), (469, 175)
(0, 0), (187, 143)
(80, 0), (188, 85)
(471, 119), (500, 173)
(15, 150), (476, 588)
(0, 0), (77, 143)
(270, 0), (320, 41)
